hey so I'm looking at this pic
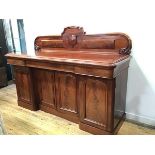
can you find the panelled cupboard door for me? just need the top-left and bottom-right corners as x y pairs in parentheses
(14, 66), (33, 104)
(32, 69), (55, 109)
(55, 72), (78, 116)
(79, 77), (114, 131)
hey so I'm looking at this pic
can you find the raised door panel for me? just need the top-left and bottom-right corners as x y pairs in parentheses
(14, 66), (38, 111)
(14, 67), (31, 103)
(41, 70), (55, 108)
(55, 72), (78, 115)
(80, 77), (109, 130)
(32, 69), (55, 109)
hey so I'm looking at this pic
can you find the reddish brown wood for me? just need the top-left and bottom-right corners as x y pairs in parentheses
(14, 66), (38, 111)
(55, 72), (79, 115)
(5, 26), (132, 134)
(34, 26), (131, 54)
(80, 77), (108, 130)
(32, 69), (56, 110)
(62, 26), (85, 49)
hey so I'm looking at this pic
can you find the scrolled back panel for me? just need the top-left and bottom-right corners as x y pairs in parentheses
(80, 35), (115, 49)
(102, 33), (132, 54)
(34, 36), (63, 51)
(34, 26), (132, 55)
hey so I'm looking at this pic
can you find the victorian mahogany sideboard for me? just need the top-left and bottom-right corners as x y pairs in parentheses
(6, 26), (132, 134)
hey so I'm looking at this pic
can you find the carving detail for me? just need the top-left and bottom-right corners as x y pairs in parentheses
(119, 48), (131, 54)
(61, 26), (85, 49)
(34, 44), (41, 51)
(119, 37), (132, 54)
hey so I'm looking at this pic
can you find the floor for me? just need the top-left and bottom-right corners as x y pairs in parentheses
(0, 84), (155, 135)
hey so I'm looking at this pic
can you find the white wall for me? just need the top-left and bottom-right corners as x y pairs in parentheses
(23, 0), (155, 126)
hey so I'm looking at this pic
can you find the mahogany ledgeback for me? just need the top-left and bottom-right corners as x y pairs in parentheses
(6, 26), (132, 135)
(34, 26), (132, 54)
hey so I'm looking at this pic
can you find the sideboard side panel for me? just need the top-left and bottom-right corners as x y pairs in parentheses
(114, 69), (128, 128)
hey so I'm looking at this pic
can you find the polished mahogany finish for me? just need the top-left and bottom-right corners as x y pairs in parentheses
(6, 26), (132, 134)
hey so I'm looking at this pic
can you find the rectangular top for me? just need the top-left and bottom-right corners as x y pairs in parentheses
(6, 49), (130, 68)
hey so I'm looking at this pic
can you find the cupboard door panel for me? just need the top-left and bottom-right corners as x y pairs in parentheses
(80, 77), (108, 130)
(15, 67), (31, 103)
(32, 69), (55, 109)
(40, 70), (55, 108)
(14, 66), (37, 110)
(55, 72), (78, 115)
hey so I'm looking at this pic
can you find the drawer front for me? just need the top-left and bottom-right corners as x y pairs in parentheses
(8, 59), (25, 66)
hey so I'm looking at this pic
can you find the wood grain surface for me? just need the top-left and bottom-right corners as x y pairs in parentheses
(5, 27), (132, 134)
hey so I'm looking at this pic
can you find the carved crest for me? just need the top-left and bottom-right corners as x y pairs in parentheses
(61, 26), (85, 49)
